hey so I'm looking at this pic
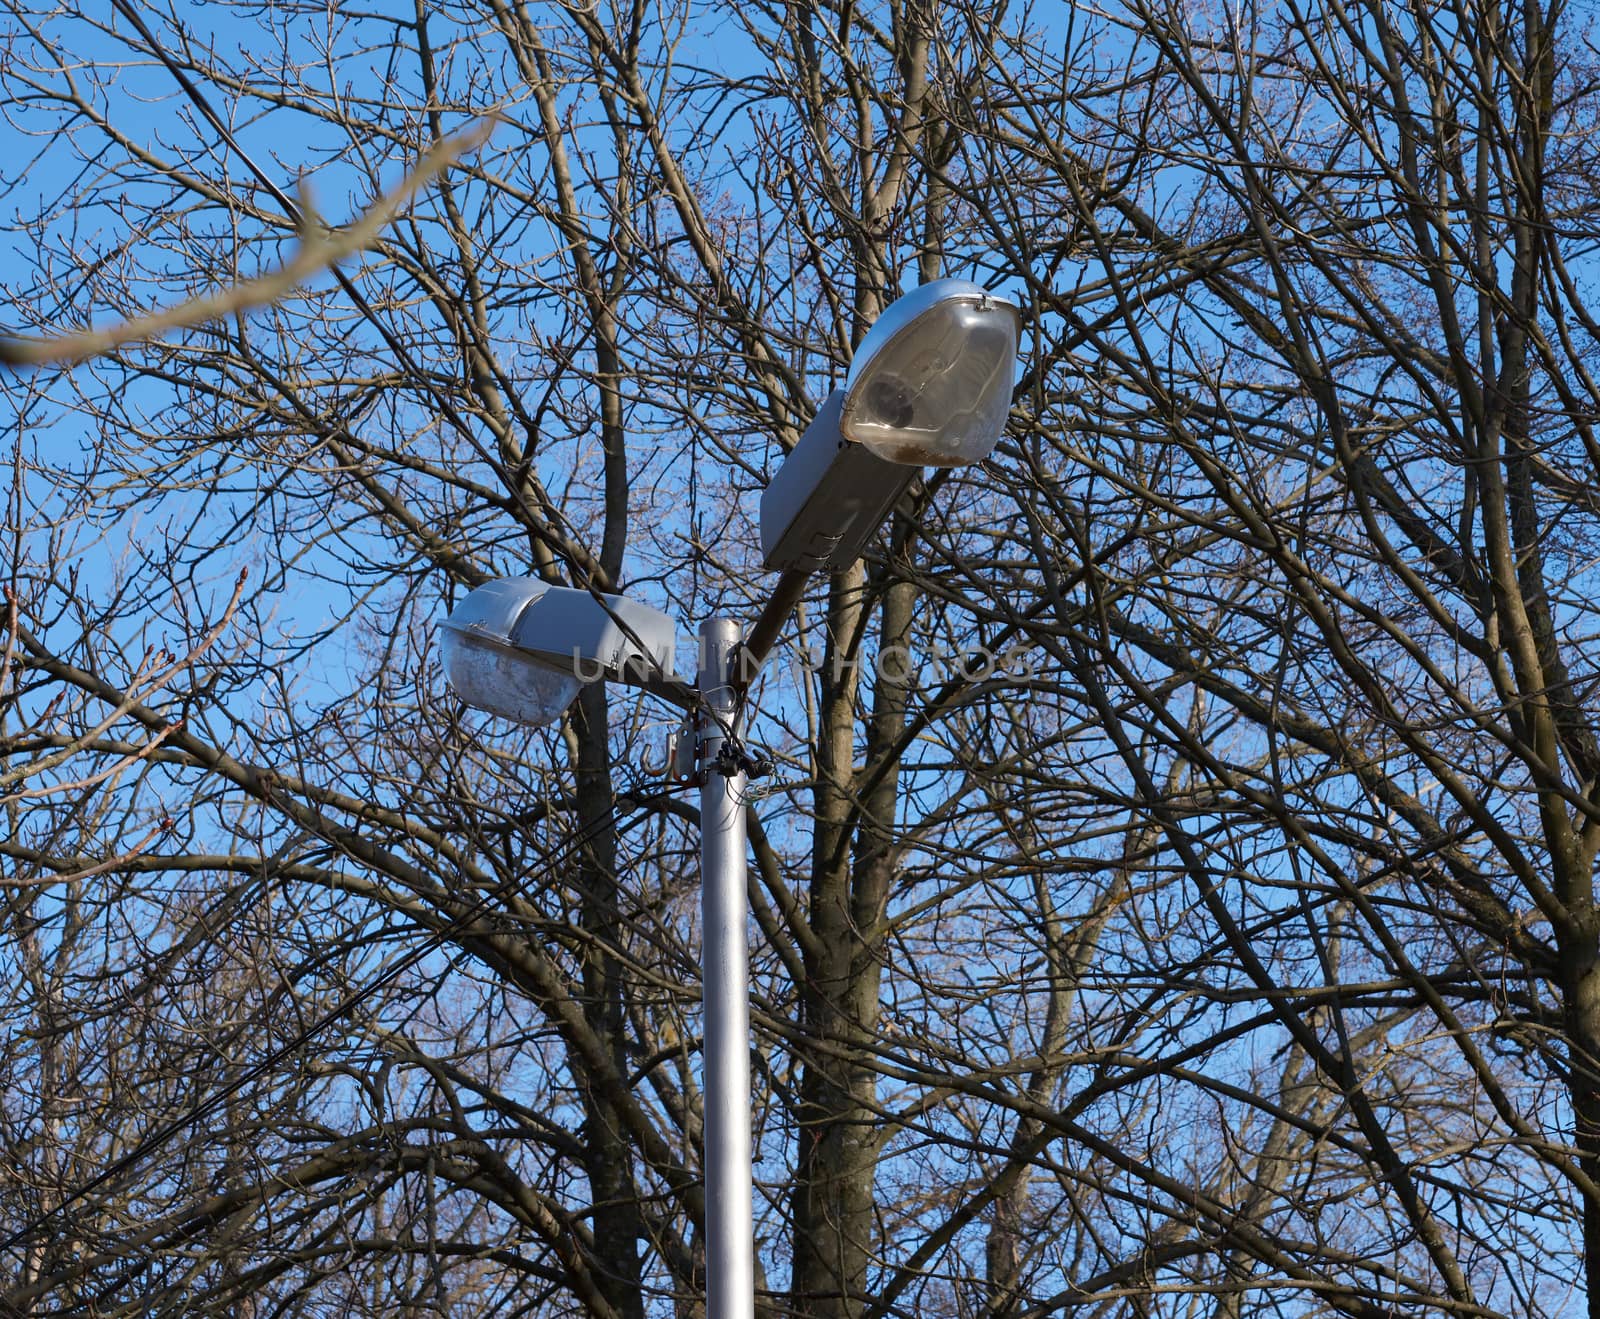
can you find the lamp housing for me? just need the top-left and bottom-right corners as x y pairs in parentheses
(440, 578), (679, 727)
(839, 279), (1020, 467)
(759, 390), (918, 573)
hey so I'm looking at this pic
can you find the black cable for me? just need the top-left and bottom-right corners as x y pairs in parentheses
(0, 772), (669, 1261)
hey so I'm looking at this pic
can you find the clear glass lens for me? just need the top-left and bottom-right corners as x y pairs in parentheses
(840, 299), (1018, 466)
(440, 628), (581, 727)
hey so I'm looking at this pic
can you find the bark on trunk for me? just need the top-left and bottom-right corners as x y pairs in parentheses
(575, 683), (645, 1319)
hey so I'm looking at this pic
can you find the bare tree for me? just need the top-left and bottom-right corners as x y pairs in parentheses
(6, 0), (1600, 1315)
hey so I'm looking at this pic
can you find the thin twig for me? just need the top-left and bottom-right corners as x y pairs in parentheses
(0, 567), (249, 796)
(3, 822), (165, 888)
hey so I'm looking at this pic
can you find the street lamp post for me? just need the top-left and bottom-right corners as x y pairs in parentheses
(438, 278), (1020, 1319)
(697, 617), (755, 1319)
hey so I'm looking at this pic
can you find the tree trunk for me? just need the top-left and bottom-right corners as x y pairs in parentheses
(575, 683), (644, 1319)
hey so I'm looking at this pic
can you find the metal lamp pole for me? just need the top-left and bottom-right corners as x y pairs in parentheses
(697, 618), (754, 1319)
(693, 578), (811, 1319)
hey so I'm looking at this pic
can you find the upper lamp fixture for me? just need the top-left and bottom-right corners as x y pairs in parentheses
(760, 278), (1020, 574)
(838, 278), (1021, 468)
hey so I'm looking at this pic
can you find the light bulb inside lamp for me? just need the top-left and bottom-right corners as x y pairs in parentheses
(839, 282), (1020, 468)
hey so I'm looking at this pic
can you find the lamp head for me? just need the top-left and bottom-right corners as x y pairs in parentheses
(839, 279), (1021, 467)
(440, 578), (678, 727)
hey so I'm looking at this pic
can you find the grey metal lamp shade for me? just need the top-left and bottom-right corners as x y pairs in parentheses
(759, 391), (917, 573)
(440, 577), (678, 726)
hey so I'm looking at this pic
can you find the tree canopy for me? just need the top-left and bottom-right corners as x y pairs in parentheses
(3, 0), (1600, 1315)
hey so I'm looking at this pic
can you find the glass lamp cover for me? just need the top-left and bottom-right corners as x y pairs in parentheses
(439, 628), (582, 727)
(439, 578), (583, 726)
(840, 281), (1019, 467)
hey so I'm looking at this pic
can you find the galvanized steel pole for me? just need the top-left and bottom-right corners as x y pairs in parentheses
(697, 617), (754, 1319)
